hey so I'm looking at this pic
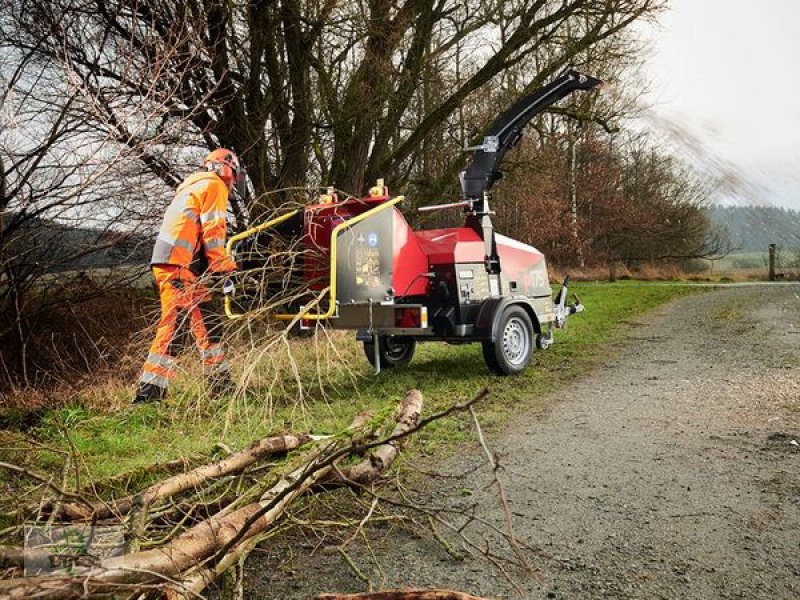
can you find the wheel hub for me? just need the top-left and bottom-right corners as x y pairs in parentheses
(386, 341), (406, 359)
(502, 317), (530, 365)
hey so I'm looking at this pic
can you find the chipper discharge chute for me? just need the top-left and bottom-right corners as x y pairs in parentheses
(225, 70), (601, 375)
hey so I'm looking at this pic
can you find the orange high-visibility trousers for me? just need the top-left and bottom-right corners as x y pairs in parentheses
(137, 265), (229, 394)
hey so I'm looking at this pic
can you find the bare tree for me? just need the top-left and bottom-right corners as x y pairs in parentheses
(494, 129), (728, 271)
(4, 0), (665, 210)
(0, 9), (200, 387)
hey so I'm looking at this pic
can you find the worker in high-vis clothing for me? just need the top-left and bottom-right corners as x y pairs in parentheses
(133, 149), (241, 403)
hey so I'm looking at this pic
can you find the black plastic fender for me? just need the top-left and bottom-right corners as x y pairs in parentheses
(474, 296), (541, 342)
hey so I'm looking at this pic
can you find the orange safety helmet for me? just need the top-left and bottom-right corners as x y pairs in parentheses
(203, 148), (241, 186)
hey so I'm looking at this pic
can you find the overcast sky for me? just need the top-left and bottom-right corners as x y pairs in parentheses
(641, 0), (800, 209)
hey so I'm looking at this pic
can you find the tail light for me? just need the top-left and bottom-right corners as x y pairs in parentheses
(395, 306), (428, 328)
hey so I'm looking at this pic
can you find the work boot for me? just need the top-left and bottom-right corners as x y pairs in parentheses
(133, 383), (167, 404)
(206, 374), (237, 398)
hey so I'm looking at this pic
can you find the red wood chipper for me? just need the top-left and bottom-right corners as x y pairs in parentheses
(225, 70), (601, 375)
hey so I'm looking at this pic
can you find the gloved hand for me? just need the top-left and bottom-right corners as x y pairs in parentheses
(222, 277), (235, 297)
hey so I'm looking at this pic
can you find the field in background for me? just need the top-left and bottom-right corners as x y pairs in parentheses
(709, 249), (800, 280)
(0, 282), (704, 518)
(549, 250), (800, 284)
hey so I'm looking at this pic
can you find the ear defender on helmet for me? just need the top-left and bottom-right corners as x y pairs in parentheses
(203, 148), (240, 186)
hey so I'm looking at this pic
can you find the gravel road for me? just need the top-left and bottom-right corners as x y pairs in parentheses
(249, 285), (800, 599)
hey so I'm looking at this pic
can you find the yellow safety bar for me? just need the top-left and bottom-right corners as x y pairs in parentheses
(225, 209), (302, 257)
(224, 209), (300, 319)
(225, 197), (404, 321)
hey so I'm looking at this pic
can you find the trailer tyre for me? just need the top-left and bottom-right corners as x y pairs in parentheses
(483, 306), (534, 375)
(363, 335), (416, 369)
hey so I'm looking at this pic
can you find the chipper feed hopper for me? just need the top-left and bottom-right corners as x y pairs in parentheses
(225, 70), (602, 374)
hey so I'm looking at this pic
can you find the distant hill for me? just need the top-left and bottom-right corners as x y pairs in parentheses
(4, 213), (151, 273)
(709, 205), (800, 252)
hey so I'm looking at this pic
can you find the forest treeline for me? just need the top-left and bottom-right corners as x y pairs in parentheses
(709, 205), (800, 252)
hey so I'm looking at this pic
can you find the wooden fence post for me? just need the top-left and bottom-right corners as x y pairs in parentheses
(768, 243), (777, 281)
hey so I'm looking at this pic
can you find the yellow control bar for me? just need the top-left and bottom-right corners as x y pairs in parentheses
(225, 209), (301, 257)
(224, 209), (300, 320)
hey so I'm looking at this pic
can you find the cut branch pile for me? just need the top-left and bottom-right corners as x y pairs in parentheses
(0, 388), (489, 600)
(40, 433), (314, 522)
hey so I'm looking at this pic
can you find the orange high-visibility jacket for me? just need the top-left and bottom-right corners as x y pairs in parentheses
(151, 172), (237, 274)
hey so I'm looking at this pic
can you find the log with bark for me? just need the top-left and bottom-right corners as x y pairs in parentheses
(38, 432), (313, 522)
(0, 389), (444, 600)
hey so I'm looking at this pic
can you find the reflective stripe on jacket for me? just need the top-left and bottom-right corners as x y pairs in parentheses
(151, 172), (237, 274)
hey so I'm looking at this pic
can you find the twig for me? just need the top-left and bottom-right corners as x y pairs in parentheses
(342, 474), (532, 597)
(0, 461), (93, 508)
(338, 547), (373, 590)
(287, 515), (405, 530)
(427, 515), (464, 561)
(468, 406), (530, 574)
(340, 496), (379, 549)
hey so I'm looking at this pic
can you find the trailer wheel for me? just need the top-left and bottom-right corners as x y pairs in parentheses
(483, 306), (534, 375)
(363, 335), (416, 369)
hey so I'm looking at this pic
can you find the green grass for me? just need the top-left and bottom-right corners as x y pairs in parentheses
(714, 251), (768, 272)
(3, 281), (703, 506)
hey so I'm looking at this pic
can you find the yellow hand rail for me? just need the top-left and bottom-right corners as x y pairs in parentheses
(273, 195), (404, 321)
(225, 209), (301, 257)
(224, 209), (301, 319)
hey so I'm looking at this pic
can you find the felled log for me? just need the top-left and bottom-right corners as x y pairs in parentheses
(41, 432), (312, 521)
(323, 389), (423, 487)
(0, 461), (333, 599)
(316, 590), (499, 600)
(321, 387), (488, 490)
(0, 393), (425, 600)
(176, 390), (425, 599)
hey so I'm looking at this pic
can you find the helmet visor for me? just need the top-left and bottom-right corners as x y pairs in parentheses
(233, 167), (248, 199)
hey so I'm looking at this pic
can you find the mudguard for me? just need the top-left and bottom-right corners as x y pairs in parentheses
(474, 296), (541, 342)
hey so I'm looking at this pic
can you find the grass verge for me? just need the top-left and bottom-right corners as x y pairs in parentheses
(1, 282), (703, 513)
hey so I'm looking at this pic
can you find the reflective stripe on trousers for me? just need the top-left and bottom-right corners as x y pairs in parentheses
(138, 265), (229, 391)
